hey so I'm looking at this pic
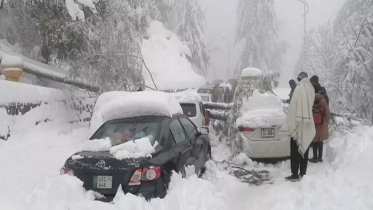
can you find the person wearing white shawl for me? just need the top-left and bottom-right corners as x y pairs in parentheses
(285, 72), (316, 181)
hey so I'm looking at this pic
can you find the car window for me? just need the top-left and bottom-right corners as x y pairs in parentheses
(180, 103), (197, 117)
(91, 119), (160, 146)
(170, 120), (187, 144)
(179, 118), (197, 140)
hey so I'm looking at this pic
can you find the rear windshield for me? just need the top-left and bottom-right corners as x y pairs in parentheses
(180, 103), (197, 117)
(91, 119), (161, 146)
(197, 89), (211, 94)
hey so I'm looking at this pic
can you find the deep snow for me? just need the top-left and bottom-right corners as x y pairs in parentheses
(0, 103), (373, 210)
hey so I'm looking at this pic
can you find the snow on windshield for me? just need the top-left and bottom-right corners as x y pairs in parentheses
(110, 136), (156, 160)
(90, 91), (182, 135)
(236, 90), (286, 128)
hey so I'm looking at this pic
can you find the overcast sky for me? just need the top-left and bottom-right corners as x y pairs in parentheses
(199, 0), (346, 86)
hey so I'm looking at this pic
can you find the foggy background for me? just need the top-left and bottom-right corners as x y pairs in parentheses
(200, 0), (346, 86)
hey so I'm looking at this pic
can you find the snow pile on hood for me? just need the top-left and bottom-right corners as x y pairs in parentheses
(142, 21), (205, 90)
(110, 136), (156, 160)
(90, 91), (182, 135)
(81, 138), (112, 152)
(241, 67), (264, 77)
(172, 90), (202, 103)
(236, 90), (286, 128)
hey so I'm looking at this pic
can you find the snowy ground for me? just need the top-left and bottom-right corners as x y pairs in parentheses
(1, 107), (373, 210)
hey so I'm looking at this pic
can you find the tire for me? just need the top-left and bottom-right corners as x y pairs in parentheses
(198, 147), (211, 178)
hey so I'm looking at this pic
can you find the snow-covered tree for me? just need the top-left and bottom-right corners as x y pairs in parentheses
(172, 0), (210, 75)
(235, 0), (285, 75)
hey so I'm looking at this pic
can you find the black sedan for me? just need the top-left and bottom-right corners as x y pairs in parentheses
(60, 114), (211, 201)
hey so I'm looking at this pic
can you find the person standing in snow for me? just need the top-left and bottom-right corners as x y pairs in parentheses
(310, 75), (329, 105)
(285, 79), (297, 103)
(285, 72), (316, 181)
(309, 82), (331, 163)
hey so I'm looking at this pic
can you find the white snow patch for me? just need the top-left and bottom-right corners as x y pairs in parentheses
(172, 90), (202, 103)
(241, 67), (264, 77)
(110, 136), (155, 160)
(142, 21), (205, 90)
(232, 152), (254, 166)
(90, 91), (182, 135)
(236, 90), (286, 128)
(71, 155), (84, 160)
(81, 138), (112, 152)
(1, 55), (23, 67)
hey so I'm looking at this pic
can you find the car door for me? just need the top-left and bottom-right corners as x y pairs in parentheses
(178, 117), (206, 174)
(169, 118), (194, 176)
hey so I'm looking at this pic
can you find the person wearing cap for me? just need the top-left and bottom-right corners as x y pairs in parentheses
(310, 75), (329, 105)
(285, 72), (316, 181)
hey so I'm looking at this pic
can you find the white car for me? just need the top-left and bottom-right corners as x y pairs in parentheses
(179, 101), (207, 129)
(232, 67), (290, 160)
(197, 87), (212, 103)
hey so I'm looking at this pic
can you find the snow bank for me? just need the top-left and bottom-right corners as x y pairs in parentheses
(172, 90), (202, 103)
(236, 90), (286, 128)
(241, 67), (264, 77)
(81, 138), (112, 152)
(0, 80), (66, 104)
(110, 136), (156, 159)
(90, 91), (183, 135)
(93, 91), (129, 113)
(0, 108), (9, 138)
(1, 55), (23, 67)
(142, 21), (205, 90)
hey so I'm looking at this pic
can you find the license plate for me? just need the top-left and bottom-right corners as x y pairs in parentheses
(94, 176), (113, 189)
(261, 128), (275, 138)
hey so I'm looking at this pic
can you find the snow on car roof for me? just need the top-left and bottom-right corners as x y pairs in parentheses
(236, 90), (286, 128)
(90, 91), (183, 135)
(1, 55), (23, 67)
(172, 90), (202, 103)
(241, 67), (264, 77)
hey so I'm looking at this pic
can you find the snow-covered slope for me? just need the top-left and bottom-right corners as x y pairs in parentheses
(142, 21), (205, 91)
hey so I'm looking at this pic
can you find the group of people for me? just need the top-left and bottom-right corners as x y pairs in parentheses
(211, 84), (233, 103)
(285, 72), (331, 181)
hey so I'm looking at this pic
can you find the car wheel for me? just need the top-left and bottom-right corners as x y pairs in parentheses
(198, 147), (211, 178)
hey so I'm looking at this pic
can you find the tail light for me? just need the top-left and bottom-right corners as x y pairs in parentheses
(60, 167), (74, 176)
(129, 166), (161, 186)
(238, 126), (255, 132)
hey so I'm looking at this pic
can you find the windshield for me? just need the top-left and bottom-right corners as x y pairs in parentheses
(180, 103), (197, 117)
(91, 119), (161, 146)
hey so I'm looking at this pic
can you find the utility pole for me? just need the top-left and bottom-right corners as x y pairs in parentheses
(299, 0), (309, 71)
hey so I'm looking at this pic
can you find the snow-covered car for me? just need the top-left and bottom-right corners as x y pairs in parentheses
(232, 68), (290, 160)
(197, 87), (213, 103)
(60, 91), (211, 201)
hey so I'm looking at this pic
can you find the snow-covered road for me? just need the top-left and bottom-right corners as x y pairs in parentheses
(1, 117), (373, 210)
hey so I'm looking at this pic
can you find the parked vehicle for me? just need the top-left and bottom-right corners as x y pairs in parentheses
(179, 101), (210, 128)
(231, 67), (290, 160)
(60, 91), (211, 202)
(197, 87), (212, 103)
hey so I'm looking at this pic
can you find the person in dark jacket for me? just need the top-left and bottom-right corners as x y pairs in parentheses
(310, 75), (329, 105)
(285, 79), (297, 103)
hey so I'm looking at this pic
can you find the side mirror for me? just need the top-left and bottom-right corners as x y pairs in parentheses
(198, 127), (209, 135)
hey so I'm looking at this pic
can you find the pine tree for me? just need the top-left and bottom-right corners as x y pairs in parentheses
(235, 0), (285, 75)
(172, 0), (210, 75)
